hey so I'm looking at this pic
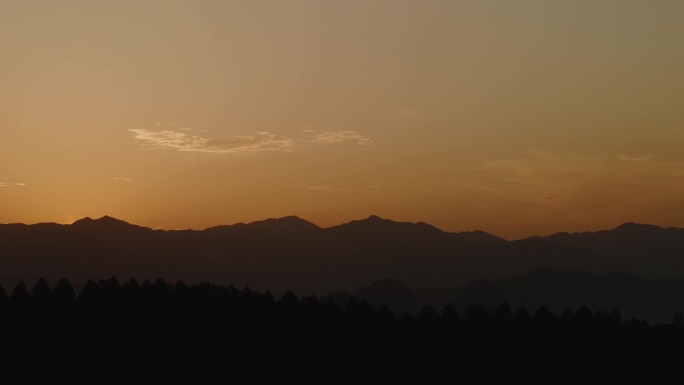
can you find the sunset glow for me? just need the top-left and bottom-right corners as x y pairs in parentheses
(1, 0), (683, 238)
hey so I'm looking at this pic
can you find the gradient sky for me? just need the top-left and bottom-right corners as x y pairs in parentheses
(1, 0), (683, 239)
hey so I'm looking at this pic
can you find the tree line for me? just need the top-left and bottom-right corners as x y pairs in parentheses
(0, 277), (682, 384)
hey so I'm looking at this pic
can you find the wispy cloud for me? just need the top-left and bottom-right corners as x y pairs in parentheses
(129, 125), (376, 154)
(306, 185), (332, 191)
(113, 177), (132, 182)
(306, 185), (353, 192)
(0, 182), (27, 187)
(310, 131), (374, 146)
(307, 184), (381, 192)
(129, 128), (296, 153)
(616, 153), (655, 162)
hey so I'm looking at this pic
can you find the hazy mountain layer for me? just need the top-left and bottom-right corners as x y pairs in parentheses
(346, 267), (684, 324)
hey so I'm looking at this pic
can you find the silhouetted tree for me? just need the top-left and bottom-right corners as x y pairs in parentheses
(10, 280), (31, 306)
(279, 291), (299, 308)
(122, 278), (142, 299)
(533, 305), (556, 324)
(575, 305), (594, 326)
(150, 278), (171, 297)
(595, 309), (622, 329)
(464, 304), (488, 323)
(78, 279), (98, 305)
(53, 279), (76, 306)
(514, 307), (532, 323)
(441, 304), (459, 322)
(418, 305), (439, 323)
(172, 280), (189, 295)
(494, 302), (512, 320)
(31, 277), (52, 306)
(377, 304), (396, 323)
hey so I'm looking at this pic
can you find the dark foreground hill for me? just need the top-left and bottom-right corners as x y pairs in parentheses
(345, 268), (684, 324)
(1, 277), (683, 385)
(2, 216), (684, 294)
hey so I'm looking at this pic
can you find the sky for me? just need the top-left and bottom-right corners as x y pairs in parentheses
(1, 0), (683, 239)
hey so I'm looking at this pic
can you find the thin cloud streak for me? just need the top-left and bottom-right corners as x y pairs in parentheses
(129, 126), (375, 154)
(310, 131), (374, 146)
(129, 128), (296, 153)
(307, 185), (332, 191)
(616, 154), (656, 162)
(307, 184), (382, 192)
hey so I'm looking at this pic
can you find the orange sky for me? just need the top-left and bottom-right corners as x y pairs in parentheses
(1, 0), (683, 239)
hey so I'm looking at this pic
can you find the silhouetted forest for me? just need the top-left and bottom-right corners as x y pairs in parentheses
(1, 278), (684, 384)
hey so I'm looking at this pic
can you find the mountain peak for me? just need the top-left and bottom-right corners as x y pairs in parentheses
(73, 215), (130, 225)
(215, 216), (321, 235)
(610, 222), (665, 235)
(259, 215), (315, 224)
(344, 215), (412, 227)
(614, 222), (660, 230)
(97, 215), (125, 223)
(72, 217), (94, 225)
(328, 216), (446, 239)
(70, 215), (144, 231)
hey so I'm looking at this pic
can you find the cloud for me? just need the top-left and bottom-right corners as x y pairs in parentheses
(113, 177), (132, 182)
(310, 131), (374, 146)
(0, 182), (27, 187)
(616, 154), (655, 162)
(307, 184), (380, 192)
(307, 185), (332, 191)
(129, 125), (375, 154)
(452, 151), (607, 203)
(306, 185), (353, 192)
(129, 128), (296, 153)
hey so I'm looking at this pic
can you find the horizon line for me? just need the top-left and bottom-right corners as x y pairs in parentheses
(0, 214), (673, 242)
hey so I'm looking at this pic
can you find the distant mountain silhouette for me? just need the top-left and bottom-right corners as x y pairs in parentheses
(71, 215), (152, 234)
(2, 216), (684, 296)
(349, 267), (684, 323)
(206, 215), (321, 236)
(353, 278), (418, 312)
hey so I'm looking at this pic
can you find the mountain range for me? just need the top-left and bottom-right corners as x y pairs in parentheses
(1, 215), (684, 297)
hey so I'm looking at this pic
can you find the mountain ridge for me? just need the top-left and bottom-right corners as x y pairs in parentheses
(2, 215), (684, 295)
(8, 214), (680, 241)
